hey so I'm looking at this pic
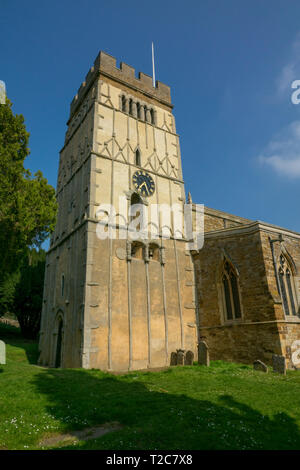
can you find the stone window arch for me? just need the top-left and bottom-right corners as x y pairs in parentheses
(129, 192), (143, 232)
(131, 241), (145, 260)
(145, 106), (151, 123)
(149, 243), (160, 262)
(278, 254), (298, 316)
(121, 95), (127, 112)
(150, 108), (155, 125)
(139, 104), (145, 121)
(130, 191), (142, 209)
(129, 98), (133, 116)
(135, 148), (141, 167)
(221, 258), (242, 321)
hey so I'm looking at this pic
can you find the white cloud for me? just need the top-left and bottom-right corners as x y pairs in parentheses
(259, 120), (300, 178)
(276, 32), (300, 96)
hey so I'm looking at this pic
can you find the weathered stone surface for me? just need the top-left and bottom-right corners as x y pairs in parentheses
(170, 352), (177, 366)
(176, 349), (185, 366)
(185, 350), (194, 365)
(38, 52), (198, 372)
(115, 247), (127, 260)
(193, 224), (300, 370)
(0, 340), (6, 365)
(272, 354), (286, 375)
(38, 49), (300, 375)
(198, 341), (209, 366)
(253, 360), (268, 373)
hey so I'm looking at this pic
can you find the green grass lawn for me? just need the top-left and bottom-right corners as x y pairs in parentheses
(1, 322), (300, 450)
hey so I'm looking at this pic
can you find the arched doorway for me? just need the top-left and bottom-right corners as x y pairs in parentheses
(55, 317), (63, 368)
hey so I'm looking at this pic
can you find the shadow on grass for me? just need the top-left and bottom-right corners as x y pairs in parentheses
(0, 322), (39, 364)
(32, 368), (300, 450)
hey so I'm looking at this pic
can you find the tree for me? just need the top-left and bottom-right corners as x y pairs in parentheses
(0, 99), (57, 316)
(0, 269), (21, 317)
(13, 249), (46, 339)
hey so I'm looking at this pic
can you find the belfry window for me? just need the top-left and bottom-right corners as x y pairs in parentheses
(129, 98), (133, 116)
(135, 149), (141, 167)
(278, 255), (298, 316)
(150, 108), (155, 125)
(121, 95), (126, 112)
(149, 243), (160, 262)
(129, 192), (143, 232)
(131, 241), (144, 260)
(130, 192), (142, 210)
(221, 260), (242, 321)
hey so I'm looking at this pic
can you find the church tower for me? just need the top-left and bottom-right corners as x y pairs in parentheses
(38, 51), (198, 371)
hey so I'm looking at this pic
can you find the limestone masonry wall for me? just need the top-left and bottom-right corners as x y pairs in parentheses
(193, 222), (300, 368)
(39, 50), (300, 372)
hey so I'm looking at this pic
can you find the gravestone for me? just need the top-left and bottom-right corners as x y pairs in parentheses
(170, 352), (177, 366)
(185, 350), (194, 365)
(176, 349), (185, 366)
(253, 360), (268, 373)
(272, 354), (286, 375)
(198, 341), (210, 366)
(0, 340), (6, 365)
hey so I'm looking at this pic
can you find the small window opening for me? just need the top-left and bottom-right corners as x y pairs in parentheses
(131, 241), (144, 260)
(150, 108), (155, 125)
(149, 243), (160, 262)
(121, 95), (126, 112)
(61, 274), (65, 297)
(135, 149), (141, 166)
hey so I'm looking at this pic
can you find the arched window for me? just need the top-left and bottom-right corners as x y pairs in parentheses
(129, 98), (133, 116)
(150, 108), (155, 125)
(149, 243), (160, 262)
(144, 106), (151, 123)
(130, 191), (142, 207)
(221, 259), (242, 321)
(131, 241), (144, 260)
(129, 192), (143, 232)
(121, 95), (127, 112)
(135, 149), (141, 166)
(61, 274), (65, 297)
(278, 255), (297, 316)
(137, 102), (141, 119)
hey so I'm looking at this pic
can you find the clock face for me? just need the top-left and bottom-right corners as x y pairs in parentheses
(132, 170), (155, 197)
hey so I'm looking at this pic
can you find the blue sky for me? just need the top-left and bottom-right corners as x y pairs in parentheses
(2, 0), (300, 233)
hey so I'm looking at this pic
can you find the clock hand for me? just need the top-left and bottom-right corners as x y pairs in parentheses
(139, 181), (149, 195)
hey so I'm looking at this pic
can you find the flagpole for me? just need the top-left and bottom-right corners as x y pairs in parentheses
(152, 42), (155, 87)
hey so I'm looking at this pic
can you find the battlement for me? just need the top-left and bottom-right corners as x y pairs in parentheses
(69, 51), (172, 120)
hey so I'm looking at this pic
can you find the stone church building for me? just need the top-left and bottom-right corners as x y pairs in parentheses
(38, 51), (300, 371)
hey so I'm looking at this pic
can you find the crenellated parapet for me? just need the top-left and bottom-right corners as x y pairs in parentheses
(69, 51), (172, 121)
